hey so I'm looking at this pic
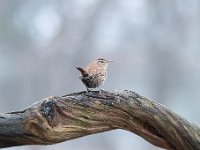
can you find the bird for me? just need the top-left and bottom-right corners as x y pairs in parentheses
(76, 58), (113, 92)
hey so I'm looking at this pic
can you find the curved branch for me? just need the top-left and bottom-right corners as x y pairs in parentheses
(0, 90), (199, 149)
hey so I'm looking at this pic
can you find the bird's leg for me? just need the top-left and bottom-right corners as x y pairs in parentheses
(98, 87), (104, 94)
(86, 87), (91, 93)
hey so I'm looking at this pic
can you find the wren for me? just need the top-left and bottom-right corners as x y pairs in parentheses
(76, 58), (113, 92)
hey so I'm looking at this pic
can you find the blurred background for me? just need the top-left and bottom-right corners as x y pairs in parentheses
(0, 0), (200, 150)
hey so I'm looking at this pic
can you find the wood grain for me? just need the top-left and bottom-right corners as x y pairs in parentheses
(0, 90), (199, 149)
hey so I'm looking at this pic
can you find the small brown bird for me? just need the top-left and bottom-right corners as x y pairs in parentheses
(76, 58), (113, 92)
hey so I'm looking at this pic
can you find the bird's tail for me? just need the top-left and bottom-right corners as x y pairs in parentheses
(76, 67), (88, 77)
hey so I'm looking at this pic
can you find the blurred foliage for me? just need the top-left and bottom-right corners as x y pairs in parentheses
(0, 0), (200, 150)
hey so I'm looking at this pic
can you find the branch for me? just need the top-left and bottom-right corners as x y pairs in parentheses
(0, 90), (199, 149)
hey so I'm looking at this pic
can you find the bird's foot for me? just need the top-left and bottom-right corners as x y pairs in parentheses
(86, 91), (90, 93)
(86, 87), (91, 93)
(98, 88), (104, 94)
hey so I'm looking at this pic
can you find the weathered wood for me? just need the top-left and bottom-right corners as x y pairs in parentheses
(0, 90), (199, 149)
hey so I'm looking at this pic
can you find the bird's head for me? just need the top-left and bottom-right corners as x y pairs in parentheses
(94, 58), (114, 69)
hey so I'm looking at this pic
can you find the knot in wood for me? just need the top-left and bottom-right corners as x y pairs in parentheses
(41, 101), (55, 121)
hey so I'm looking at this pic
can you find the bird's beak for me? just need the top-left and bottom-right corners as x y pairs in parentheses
(108, 60), (114, 63)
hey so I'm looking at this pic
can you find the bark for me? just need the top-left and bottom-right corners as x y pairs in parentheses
(0, 90), (199, 149)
